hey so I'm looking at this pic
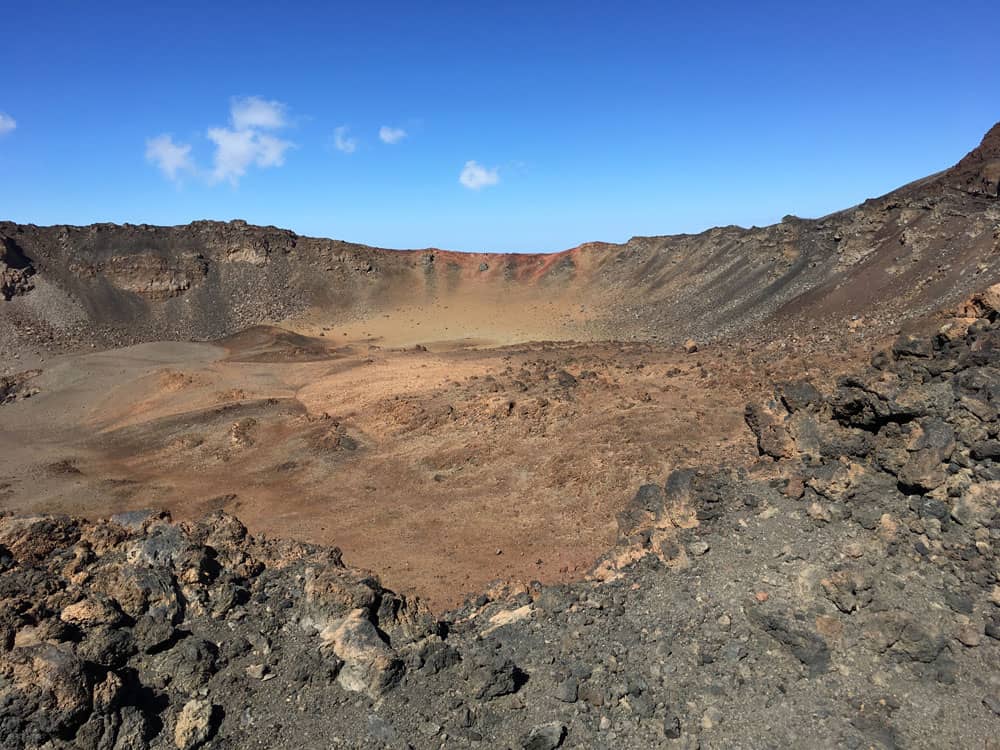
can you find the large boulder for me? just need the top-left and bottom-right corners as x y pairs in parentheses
(320, 609), (404, 698)
(0, 644), (91, 746)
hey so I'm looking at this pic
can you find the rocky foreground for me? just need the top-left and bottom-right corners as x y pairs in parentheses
(4, 293), (1000, 749)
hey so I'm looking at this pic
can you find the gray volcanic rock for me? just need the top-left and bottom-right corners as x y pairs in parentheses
(0, 236), (35, 301)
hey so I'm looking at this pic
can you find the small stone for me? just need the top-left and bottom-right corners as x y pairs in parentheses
(990, 586), (1000, 607)
(755, 591), (769, 603)
(945, 590), (975, 615)
(717, 614), (732, 629)
(783, 476), (805, 499)
(554, 676), (578, 703)
(599, 716), (612, 731)
(688, 541), (710, 556)
(808, 502), (831, 523)
(663, 712), (682, 739)
(984, 694), (1000, 716)
(683, 339), (698, 354)
(522, 721), (566, 750)
(174, 699), (216, 750)
(957, 624), (982, 647)
(701, 706), (723, 731)
(245, 663), (267, 680)
(61, 596), (124, 628)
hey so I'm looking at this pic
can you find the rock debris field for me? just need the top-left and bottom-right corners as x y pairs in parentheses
(3, 289), (1000, 749)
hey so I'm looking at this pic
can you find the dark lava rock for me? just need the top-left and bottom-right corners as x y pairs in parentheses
(777, 380), (823, 412)
(748, 610), (830, 676)
(553, 675), (578, 703)
(471, 657), (526, 700)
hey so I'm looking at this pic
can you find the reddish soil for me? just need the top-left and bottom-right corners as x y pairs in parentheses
(0, 317), (889, 611)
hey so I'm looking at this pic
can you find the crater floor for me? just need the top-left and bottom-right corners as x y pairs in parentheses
(0, 307), (886, 610)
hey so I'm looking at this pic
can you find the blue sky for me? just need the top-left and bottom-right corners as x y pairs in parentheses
(1, 1), (998, 252)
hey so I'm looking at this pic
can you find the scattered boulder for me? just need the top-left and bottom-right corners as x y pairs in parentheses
(470, 656), (526, 701)
(745, 402), (796, 459)
(174, 698), (217, 750)
(321, 609), (404, 697)
(522, 721), (566, 749)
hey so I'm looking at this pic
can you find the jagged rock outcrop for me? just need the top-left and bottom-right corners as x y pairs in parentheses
(0, 236), (34, 301)
(0, 510), (443, 749)
(946, 122), (1000, 198)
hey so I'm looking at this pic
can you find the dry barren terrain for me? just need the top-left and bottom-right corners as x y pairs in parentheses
(2, 123), (999, 610)
(2, 122), (1000, 750)
(0, 315), (889, 610)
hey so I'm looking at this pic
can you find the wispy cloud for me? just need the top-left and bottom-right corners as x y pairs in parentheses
(146, 96), (294, 186)
(207, 128), (292, 185)
(207, 96), (293, 184)
(459, 160), (499, 190)
(0, 112), (16, 136)
(378, 125), (407, 144)
(333, 125), (357, 154)
(230, 96), (288, 130)
(145, 134), (195, 181)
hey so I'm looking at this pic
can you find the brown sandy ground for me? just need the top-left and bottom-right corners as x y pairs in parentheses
(0, 313), (889, 611)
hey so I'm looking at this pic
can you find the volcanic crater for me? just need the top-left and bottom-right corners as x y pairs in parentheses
(2, 123), (1000, 749)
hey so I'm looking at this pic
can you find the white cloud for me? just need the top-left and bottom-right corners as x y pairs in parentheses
(145, 134), (195, 181)
(0, 112), (16, 136)
(333, 125), (357, 154)
(204, 96), (293, 183)
(379, 125), (406, 144)
(459, 160), (499, 190)
(230, 96), (287, 130)
(207, 127), (292, 185)
(145, 96), (295, 185)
